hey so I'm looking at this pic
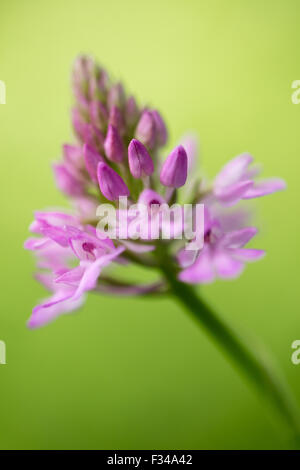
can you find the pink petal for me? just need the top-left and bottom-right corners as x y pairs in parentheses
(72, 247), (125, 300)
(243, 178), (286, 199)
(232, 248), (265, 262)
(177, 247), (198, 268)
(40, 225), (70, 247)
(244, 164), (261, 179)
(214, 153), (253, 189)
(179, 247), (215, 284)
(35, 211), (79, 227)
(35, 273), (55, 290)
(55, 266), (85, 286)
(214, 180), (253, 205)
(213, 250), (244, 279)
(221, 227), (257, 249)
(24, 237), (51, 250)
(28, 290), (84, 329)
(69, 232), (112, 260)
(69, 238), (96, 261)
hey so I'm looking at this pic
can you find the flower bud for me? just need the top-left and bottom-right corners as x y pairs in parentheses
(160, 145), (188, 188)
(128, 139), (154, 179)
(97, 162), (130, 201)
(53, 164), (84, 196)
(72, 56), (94, 104)
(107, 83), (125, 110)
(63, 144), (82, 167)
(73, 56), (94, 83)
(72, 108), (86, 140)
(108, 106), (125, 134)
(104, 124), (124, 163)
(89, 101), (108, 132)
(89, 74), (106, 102)
(135, 110), (156, 148)
(83, 144), (104, 183)
(152, 110), (167, 146)
(125, 96), (139, 127)
(83, 123), (105, 150)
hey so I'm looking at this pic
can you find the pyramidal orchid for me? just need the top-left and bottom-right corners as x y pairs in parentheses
(25, 55), (300, 441)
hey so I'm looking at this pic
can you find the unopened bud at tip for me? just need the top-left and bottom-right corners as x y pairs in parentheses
(128, 139), (154, 179)
(160, 145), (188, 188)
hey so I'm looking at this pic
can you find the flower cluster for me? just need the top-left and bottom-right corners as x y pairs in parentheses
(25, 55), (286, 328)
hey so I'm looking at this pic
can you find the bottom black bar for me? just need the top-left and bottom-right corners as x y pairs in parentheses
(0, 449), (298, 463)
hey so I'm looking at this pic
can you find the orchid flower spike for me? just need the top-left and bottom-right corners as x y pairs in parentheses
(26, 55), (285, 330)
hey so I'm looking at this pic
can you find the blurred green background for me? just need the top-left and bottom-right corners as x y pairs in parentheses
(0, 0), (299, 450)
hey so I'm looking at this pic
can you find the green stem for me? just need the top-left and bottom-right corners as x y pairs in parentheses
(159, 258), (300, 446)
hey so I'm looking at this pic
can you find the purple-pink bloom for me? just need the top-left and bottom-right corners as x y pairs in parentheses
(28, 245), (124, 329)
(179, 213), (265, 284)
(25, 213), (124, 328)
(213, 153), (286, 205)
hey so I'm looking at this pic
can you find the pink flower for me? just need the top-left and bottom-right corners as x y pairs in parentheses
(179, 210), (265, 283)
(25, 55), (285, 328)
(213, 153), (286, 205)
(25, 212), (124, 328)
